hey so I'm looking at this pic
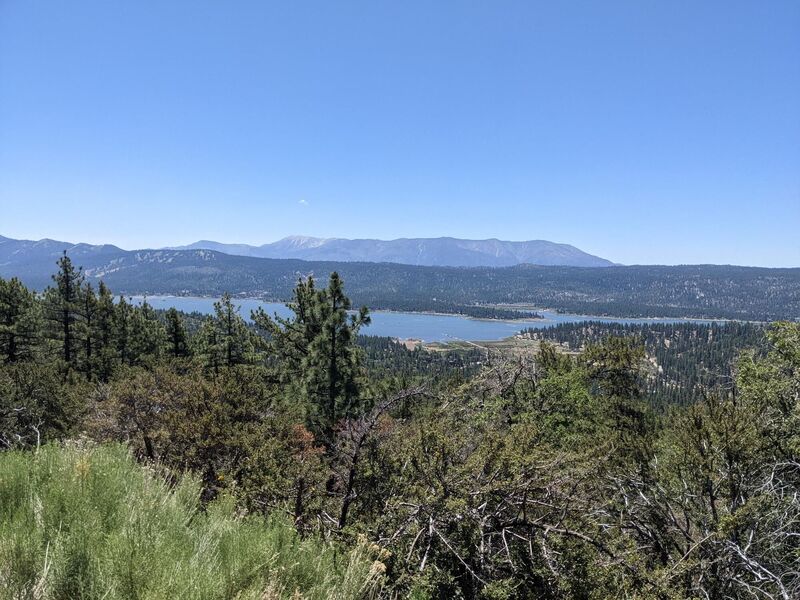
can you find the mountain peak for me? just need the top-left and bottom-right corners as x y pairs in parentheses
(171, 236), (615, 267)
(272, 235), (331, 249)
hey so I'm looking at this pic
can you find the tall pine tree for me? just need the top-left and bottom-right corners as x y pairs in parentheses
(93, 281), (117, 380)
(77, 282), (98, 379)
(114, 295), (134, 366)
(253, 273), (370, 442)
(43, 252), (84, 371)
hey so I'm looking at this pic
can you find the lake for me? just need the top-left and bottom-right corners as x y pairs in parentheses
(132, 296), (722, 343)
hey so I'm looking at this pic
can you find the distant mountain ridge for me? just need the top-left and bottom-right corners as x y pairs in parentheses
(1, 234), (614, 271)
(170, 236), (616, 267)
(0, 234), (125, 273)
(1, 234), (798, 321)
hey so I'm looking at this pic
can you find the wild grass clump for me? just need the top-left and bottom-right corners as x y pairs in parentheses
(0, 443), (383, 600)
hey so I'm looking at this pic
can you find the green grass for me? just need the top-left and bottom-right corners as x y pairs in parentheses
(0, 443), (384, 600)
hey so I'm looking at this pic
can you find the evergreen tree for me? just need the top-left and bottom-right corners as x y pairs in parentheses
(43, 252), (85, 370)
(94, 281), (117, 380)
(195, 317), (222, 374)
(0, 277), (43, 364)
(195, 294), (253, 373)
(309, 272), (370, 437)
(252, 277), (320, 381)
(77, 282), (98, 379)
(215, 293), (253, 368)
(129, 299), (167, 366)
(114, 295), (134, 366)
(253, 273), (370, 441)
(584, 336), (653, 470)
(164, 307), (191, 358)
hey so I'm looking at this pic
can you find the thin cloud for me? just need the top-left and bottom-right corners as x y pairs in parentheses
(298, 199), (308, 206)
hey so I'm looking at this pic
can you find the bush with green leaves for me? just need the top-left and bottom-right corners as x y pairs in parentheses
(0, 443), (385, 600)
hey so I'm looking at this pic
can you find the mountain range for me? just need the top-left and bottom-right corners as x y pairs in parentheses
(169, 236), (616, 267)
(0, 235), (126, 276)
(1, 234), (799, 321)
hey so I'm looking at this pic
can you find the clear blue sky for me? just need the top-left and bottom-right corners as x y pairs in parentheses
(1, 1), (798, 266)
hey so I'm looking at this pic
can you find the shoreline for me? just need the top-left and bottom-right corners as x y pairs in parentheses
(128, 294), (547, 323)
(128, 294), (760, 324)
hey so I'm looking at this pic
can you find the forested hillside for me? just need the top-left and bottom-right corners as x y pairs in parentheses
(2, 243), (799, 320)
(2, 258), (800, 598)
(523, 321), (766, 408)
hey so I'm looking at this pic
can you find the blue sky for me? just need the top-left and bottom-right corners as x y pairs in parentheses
(1, 1), (798, 266)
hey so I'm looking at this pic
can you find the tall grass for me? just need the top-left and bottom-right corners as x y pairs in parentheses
(0, 443), (384, 600)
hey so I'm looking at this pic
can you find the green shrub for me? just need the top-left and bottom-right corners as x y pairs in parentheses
(0, 443), (384, 600)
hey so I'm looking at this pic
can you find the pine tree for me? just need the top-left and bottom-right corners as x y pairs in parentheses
(94, 281), (117, 380)
(43, 252), (85, 370)
(129, 299), (167, 366)
(0, 277), (43, 364)
(310, 272), (370, 436)
(215, 293), (253, 368)
(253, 273), (370, 442)
(195, 317), (222, 374)
(77, 282), (98, 379)
(252, 277), (320, 381)
(584, 336), (652, 471)
(164, 307), (191, 358)
(114, 296), (134, 366)
(195, 294), (253, 373)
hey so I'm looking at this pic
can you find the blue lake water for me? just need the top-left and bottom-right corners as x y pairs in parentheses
(133, 296), (722, 343)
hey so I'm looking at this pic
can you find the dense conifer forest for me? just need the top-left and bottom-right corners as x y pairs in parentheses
(522, 321), (766, 408)
(1, 255), (799, 598)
